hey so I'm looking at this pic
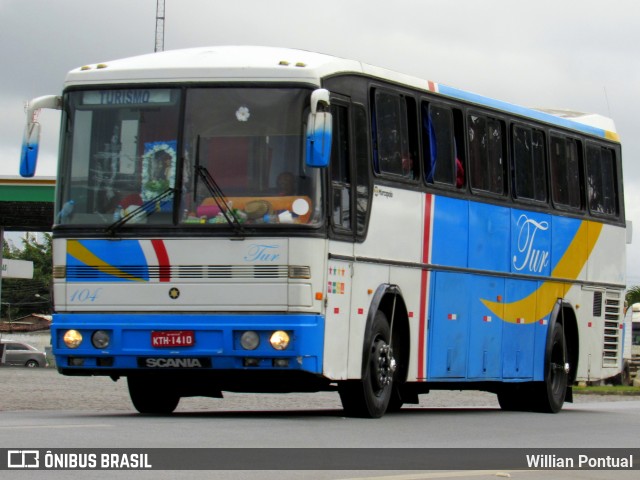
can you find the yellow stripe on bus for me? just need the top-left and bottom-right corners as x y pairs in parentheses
(67, 240), (146, 282)
(605, 130), (620, 142)
(481, 221), (602, 324)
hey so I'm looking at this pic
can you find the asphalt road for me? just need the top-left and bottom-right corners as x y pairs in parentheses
(2, 367), (636, 413)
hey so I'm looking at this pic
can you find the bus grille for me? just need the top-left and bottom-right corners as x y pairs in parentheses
(65, 265), (293, 280)
(601, 290), (623, 368)
(592, 291), (603, 317)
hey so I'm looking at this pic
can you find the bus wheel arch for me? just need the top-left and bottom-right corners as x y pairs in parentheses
(338, 284), (411, 417)
(530, 300), (577, 413)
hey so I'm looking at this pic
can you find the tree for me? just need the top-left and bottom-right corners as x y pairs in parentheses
(1, 233), (52, 320)
(627, 286), (640, 311)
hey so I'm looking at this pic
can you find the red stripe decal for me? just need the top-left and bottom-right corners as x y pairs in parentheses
(427, 80), (437, 92)
(151, 239), (171, 282)
(418, 194), (433, 380)
(418, 269), (428, 379)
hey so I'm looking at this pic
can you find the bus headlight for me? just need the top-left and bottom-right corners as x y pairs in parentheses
(91, 330), (111, 349)
(240, 331), (260, 350)
(269, 330), (290, 350)
(63, 330), (83, 349)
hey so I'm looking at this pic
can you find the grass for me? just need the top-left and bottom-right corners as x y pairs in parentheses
(573, 384), (640, 395)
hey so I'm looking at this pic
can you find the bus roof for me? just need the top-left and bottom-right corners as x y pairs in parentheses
(65, 45), (618, 142)
(65, 46), (360, 86)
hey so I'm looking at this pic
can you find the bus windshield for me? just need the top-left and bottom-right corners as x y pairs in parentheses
(58, 87), (322, 229)
(633, 321), (640, 346)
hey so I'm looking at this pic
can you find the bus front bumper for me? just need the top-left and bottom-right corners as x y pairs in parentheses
(51, 313), (324, 375)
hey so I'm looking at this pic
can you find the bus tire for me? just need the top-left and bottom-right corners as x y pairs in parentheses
(497, 385), (528, 411)
(497, 389), (518, 411)
(338, 311), (394, 418)
(127, 376), (180, 415)
(530, 322), (568, 413)
(385, 386), (404, 413)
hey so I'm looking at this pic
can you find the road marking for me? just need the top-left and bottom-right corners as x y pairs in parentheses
(0, 424), (113, 430)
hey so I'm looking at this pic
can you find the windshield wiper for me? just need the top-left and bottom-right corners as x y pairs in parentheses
(193, 135), (244, 235)
(194, 165), (244, 235)
(106, 187), (175, 235)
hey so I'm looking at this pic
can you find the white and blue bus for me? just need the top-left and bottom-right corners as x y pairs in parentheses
(21, 46), (627, 416)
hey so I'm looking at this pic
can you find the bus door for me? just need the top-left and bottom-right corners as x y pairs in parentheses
(324, 97), (355, 379)
(324, 95), (373, 380)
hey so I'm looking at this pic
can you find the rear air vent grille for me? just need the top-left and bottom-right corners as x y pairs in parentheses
(602, 290), (623, 367)
(592, 291), (603, 317)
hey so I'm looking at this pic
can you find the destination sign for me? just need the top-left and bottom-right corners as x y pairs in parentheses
(83, 89), (172, 106)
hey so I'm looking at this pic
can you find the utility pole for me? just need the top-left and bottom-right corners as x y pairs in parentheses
(155, 0), (165, 53)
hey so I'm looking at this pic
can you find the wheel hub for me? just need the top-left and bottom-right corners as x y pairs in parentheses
(372, 340), (396, 390)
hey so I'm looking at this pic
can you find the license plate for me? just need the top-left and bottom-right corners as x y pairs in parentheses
(151, 330), (195, 348)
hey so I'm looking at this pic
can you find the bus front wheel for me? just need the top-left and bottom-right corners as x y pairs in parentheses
(127, 375), (180, 415)
(497, 384), (530, 411)
(339, 311), (395, 418)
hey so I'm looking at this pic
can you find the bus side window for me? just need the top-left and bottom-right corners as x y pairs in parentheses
(468, 113), (506, 195)
(512, 125), (547, 202)
(353, 104), (371, 237)
(550, 135), (583, 210)
(330, 104), (352, 231)
(330, 102), (372, 237)
(372, 90), (419, 181)
(422, 103), (465, 189)
(586, 143), (618, 216)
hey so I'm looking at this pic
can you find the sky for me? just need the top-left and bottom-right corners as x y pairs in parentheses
(1, 0), (639, 285)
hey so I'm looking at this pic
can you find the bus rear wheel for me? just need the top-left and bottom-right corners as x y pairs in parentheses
(339, 311), (395, 418)
(530, 322), (568, 413)
(127, 376), (180, 415)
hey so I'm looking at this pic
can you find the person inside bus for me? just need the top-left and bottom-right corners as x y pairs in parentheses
(276, 171), (296, 196)
(455, 157), (465, 188)
(455, 138), (465, 188)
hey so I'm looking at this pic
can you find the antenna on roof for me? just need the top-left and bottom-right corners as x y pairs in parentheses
(155, 0), (165, 53)
(603, 86), (612, 118)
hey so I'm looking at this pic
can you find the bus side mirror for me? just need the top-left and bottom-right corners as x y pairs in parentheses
(20, 95), (61, 177)
(20, 122), (42, 178)
(305, 89), (332, 168)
